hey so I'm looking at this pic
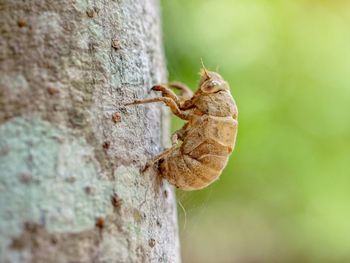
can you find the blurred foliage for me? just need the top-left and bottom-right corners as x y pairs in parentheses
(160, 0), (350, 262)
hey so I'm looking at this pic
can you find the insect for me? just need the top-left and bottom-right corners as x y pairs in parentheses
(126, 66), (238, 190)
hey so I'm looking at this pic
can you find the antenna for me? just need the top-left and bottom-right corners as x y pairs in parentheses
(200, 58), (210, 78)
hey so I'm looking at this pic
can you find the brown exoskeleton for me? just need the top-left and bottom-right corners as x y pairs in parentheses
(126, 67), (238, 190)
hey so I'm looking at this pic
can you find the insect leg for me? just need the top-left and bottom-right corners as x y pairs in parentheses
(171, 123), (188, 145)
(143, 126), (188, 171)
(143, 144), (177, 172)
(165, 82), (195, 110)
(152, 84), (194, 111)
(151, 85), (180, 104)
(171, 133), (179, 145)
(168, 81), (193, 98)
(126, 97), (191, 120)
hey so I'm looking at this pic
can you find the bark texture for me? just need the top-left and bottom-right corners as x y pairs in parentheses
(0, 0), (180, 262)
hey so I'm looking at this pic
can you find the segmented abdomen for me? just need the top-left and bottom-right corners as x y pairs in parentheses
(159, 115), (238, 190)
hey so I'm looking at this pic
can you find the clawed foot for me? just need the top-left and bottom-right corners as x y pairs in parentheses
(125, 85), (163, 106)
(151, 84), (165, 91)
(141, 161), (155, 173)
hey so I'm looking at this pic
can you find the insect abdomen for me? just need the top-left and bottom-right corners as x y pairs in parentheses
(159, 115), (237, 190)
(159, 151), (227, 191)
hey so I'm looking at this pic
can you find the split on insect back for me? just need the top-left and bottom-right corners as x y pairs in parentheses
(126, 62), (238, 191)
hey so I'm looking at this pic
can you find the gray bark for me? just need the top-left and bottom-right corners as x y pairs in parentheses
(0, 0), (180, 262)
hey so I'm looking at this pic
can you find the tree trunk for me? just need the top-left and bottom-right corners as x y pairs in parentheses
(0, 0), (180, 262)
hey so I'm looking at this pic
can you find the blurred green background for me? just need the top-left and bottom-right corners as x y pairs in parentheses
(160, 0), (350, 262)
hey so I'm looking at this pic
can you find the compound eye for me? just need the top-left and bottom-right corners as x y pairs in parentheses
(209, 80), (221, 86)
(201, 80), (221, 93)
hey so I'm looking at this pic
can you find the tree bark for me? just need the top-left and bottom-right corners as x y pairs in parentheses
(0, 0), (180, 262)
